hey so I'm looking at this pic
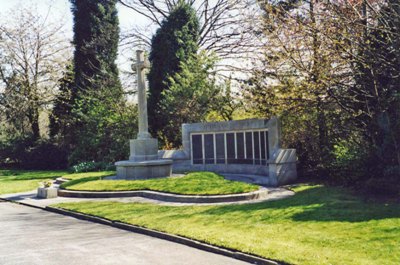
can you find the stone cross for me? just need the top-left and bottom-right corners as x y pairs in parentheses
(133, 50), (151, 139)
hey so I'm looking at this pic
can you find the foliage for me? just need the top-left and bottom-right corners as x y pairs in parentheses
(71, 161), (115, 173)
(0, 136), (68, 170)
(245, 0), (341, 177)
(49, 62), (75, 140)
(68, 94), (138, 165)
(55, 184), (400, 265)
(61, 171), (259, 195)
(245, 0), (400, 193)
(67, 0), (132, 165)
(120, 0), (260, 67)
(70, 0), (122, 97)
(147, 1), (199, 144)
(0, 7), (69, 140)
(159, 52), (221, 146)
(40, 181), (53, 188)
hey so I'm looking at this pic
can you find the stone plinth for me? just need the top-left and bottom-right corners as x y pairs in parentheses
(115, 159), (173, 179)
(129, 138), (158, 161)
(37, 187), (58, 199)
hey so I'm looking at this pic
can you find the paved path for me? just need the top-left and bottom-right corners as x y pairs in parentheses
(0, 201), (249, 265)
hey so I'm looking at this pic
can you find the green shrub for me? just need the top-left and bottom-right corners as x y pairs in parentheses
(0, 136), (68, 170)
(71, 161), (115, 173)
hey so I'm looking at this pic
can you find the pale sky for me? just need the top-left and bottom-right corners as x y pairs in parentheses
(0, 0), (157, 94)
(0, 0), (150, 37)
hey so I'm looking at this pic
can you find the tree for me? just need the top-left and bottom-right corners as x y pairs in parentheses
(246, 0), (400, 192)
(0, 7), (70, 140)
(70, 0), (122, 98)
(49, 62), (74, 140)
(245, 0), (343, 175)
(119, 0), (261, 63)
(160, 52), (220, 146)
(147, 1), (199, 142)
(68, 0), (130, 164)
(327, 0), (400, 184)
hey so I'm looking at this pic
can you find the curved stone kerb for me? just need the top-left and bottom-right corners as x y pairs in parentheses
(58, 187), (270, 203)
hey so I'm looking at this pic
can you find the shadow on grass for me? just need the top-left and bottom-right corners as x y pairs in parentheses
(60, 176), (102, 189)
(199, 185), (400, 223)
(0, 170), (66, 181)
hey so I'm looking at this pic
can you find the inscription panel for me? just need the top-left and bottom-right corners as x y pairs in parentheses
(226, 133), (235, 164)
(216, 133), (225, 164)
(191, 130), (269, 165)
(204, 134), (215, 164)
(192, 134), (203, 164)
(254, 131), (260, 165)
(236, 132), (245, 163)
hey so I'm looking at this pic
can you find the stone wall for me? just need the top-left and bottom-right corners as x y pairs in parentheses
(159, 117), (297, 186)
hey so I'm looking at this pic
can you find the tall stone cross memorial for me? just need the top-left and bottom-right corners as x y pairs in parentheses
(135, 50), (151, 140)
(115, 50), (172, 179)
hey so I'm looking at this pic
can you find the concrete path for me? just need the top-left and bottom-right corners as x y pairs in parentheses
(0, 201), (249, 265)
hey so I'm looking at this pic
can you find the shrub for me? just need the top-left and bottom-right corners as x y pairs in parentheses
(0, 137), (68, 170)
(71, 161), (115, 173)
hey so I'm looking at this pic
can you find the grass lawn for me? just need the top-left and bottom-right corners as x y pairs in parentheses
(0, 169), (68, 195)
(54, 184), (400, 265)
(61, 172), (259, 195)
(62, 171), (116, 180)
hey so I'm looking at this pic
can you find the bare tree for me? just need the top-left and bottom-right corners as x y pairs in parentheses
(0, 6), (71, 139)
(118, 0), (264, 71)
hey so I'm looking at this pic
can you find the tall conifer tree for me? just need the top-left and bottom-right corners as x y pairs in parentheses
(68, 0), (125, 164)
(70, 0), (122, 98)
(147, 1), (199, 142)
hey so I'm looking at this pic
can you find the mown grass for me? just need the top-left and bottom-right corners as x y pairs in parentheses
(54, 184), (400, 265)
(0, 169), (68, 195)
(61, 172), (259, 195)
(62, 171), (116, 180)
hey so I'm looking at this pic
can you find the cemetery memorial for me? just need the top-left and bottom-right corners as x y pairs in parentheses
(114, 50), (173, 179)
(159, 117), (297, 186)
(115, 50), (297, 186)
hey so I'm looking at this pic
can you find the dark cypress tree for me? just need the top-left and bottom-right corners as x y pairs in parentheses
(70, 0), (122, 98)
(147, 1), (199, 143)
(68, 0), (125, 164)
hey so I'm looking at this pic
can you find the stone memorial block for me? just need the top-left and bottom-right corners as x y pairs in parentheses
(159, 117), (297, 186)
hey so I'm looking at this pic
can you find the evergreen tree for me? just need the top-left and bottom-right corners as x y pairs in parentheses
(147, 1), (199, 143)
(70, 0), (122, 98)
(68, 0), (127, 164)
(49, 63), (74, 140)
(160, 52), (220, 147)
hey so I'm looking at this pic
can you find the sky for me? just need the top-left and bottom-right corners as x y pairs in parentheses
(0, 0), (252, 91)
(0, 0), (149, 37)
(0, 0), (152, 76)
(0, 0), (159, 99)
